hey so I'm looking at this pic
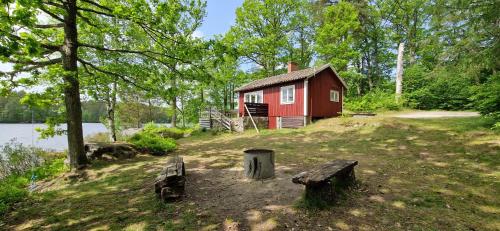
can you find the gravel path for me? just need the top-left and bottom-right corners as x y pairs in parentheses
(393, 111), (480, 118)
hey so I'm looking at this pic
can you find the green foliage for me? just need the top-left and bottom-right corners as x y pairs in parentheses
(405, 66), (473, 110)
(315, 1), (360, 71)
(470, 74), (500, 121)
(227, 0), (312, 76)
(128, 130), (177, 156)
(0, 139), (45, 178)
(0, 176), (29, 215)
(0, 142), (67, 216)
(345, 90), (403, 112)
(28, 158), (68, 180)
(143, 123), (188, 140)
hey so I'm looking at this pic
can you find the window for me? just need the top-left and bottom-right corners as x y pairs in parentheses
(244, 90), (263, 103)
(280, 85), (295, 104)
(330, 90), (339, 102)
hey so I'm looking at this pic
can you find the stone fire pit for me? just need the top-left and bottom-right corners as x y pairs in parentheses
(243, 149), (275, 179)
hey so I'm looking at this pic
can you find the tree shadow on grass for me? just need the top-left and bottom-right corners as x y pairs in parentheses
(178, 118), (499, 230)
(4, 117), (499, 230)
(3, 154), (186, 230)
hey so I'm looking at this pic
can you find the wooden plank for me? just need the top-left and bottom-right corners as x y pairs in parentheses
(292, 160), (358, 186)
(244, 103), (268, 117)
(281, 116), (304, 128)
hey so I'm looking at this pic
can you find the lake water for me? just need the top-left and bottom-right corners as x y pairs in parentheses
(0, 123), (108, 151)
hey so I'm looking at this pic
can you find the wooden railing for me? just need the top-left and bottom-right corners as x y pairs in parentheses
(199, 107), (234, 131)
(243, 103), (268, 117)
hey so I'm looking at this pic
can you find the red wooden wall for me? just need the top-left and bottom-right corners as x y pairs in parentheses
(307, 68), (343, 117)
(237, 67), (344, 129)
(238, 80), (304, 129)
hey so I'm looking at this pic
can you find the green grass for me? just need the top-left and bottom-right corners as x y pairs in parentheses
(1, 114), (499, 230)
(0, 158), (68, 216)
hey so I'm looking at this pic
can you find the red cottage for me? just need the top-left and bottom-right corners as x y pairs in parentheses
(235, 62), (348, 129)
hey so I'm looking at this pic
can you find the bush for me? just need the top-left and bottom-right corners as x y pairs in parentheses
(0, 176), (29, 214)
(470, 73), (500, 121)
(345, 90), (403, 112)
(0, 139), (45, 179)
(0, 140), (68, 215)
(405, 66), (473, 110)
(143, 122), (186, 139)
(128, 132), (176, 155)
(0, 157), (67, 215)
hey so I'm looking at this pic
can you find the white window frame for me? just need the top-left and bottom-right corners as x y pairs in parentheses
(280, 85), (295, 104)
(330, 90), (340, 102)
(243, 90), (263, 103)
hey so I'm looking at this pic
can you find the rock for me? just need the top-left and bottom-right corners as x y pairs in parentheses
(84, 142), (138, 160)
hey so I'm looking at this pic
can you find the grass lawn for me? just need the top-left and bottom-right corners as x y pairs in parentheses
(1, 114), (499, 230)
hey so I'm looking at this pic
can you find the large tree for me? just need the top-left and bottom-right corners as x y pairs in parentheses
(0, 0), (202, 169)
(227, 0), (312, 77)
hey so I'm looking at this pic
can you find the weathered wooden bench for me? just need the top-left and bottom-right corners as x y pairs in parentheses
(292, 160), (358, 203)
(154, 156), (186, 201)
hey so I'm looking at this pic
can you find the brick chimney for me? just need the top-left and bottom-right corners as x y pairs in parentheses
(287, 61), (298, 73)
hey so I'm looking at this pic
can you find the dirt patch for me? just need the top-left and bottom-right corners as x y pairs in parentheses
(184, 161), (301, 229)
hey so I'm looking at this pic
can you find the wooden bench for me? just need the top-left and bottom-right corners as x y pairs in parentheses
(292, 160), (358, 203)
(154, 156), (186, 201)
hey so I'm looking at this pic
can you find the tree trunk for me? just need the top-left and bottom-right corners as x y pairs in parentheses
(395, 42), (405, 103)
(106, 80), (117, 142)
(223, 85), (227, 113)
(62, 0), (88, 169)
(230, 83), (234, 110)
(180, 95), (185, 128)
(147, 98), (153, 123)
(171, 77), (177, 128)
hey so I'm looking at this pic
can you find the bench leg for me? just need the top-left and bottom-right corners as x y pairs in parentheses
(305, 183), (336, 203)
(303, 168), (356, 204)
(339, 168), (356, 185)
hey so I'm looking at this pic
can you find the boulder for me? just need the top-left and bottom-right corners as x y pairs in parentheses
(84, 142), (138, 160)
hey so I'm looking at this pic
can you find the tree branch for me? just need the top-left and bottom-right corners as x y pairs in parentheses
(39, 6), (64, 22)
(43, 1), (66, 9)
(78, 43), (190, 65)
(81, 0), (113, 12)
(1, 31), (61, 51)
(77, 58), (149, 91)
(77, 6), (114, 17)
(76, 11), (100, 28)
(7, 58), (62, 66)
(35, 23), (65, 29)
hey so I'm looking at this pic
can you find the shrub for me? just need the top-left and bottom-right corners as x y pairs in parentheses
(128, 132), (176, 155)
(470, 73), (500, 122)
(0, 139), (45, 179)
(0, 176), (29, 213)
(405, 65), (473, 110)
(345, 90), (403, 112)
(143, 122), (186, 139)
(0, 157), (67, 215)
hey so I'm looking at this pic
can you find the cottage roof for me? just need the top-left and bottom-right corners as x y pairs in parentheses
(235, 64), (348, 92)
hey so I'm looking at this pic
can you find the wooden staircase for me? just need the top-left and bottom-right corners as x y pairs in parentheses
(200, 108), (241, 132)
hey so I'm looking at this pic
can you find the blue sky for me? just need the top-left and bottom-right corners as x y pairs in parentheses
(197, 0), (244, 38)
